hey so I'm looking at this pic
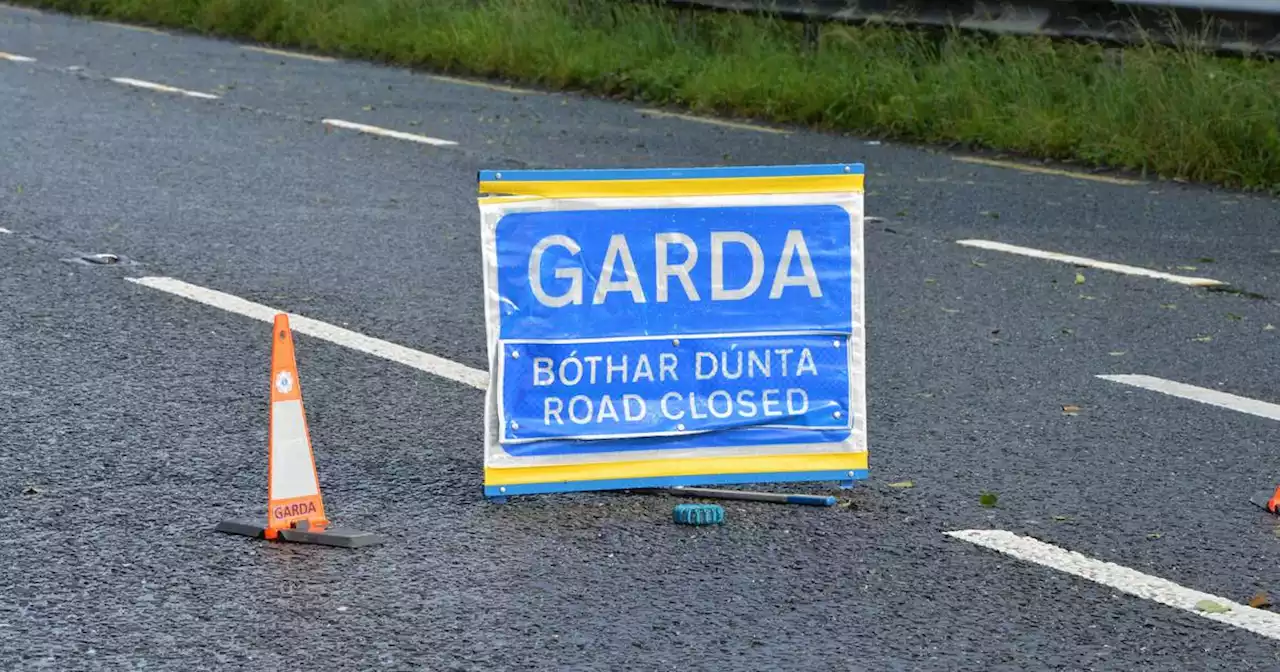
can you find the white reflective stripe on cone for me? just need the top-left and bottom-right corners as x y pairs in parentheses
(269, 399), (320, 499)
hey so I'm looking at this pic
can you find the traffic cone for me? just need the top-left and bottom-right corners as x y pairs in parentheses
(1251, 485), (1280, 515)
(215, 313), (384, 548)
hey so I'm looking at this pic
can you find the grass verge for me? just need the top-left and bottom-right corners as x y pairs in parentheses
(12, 0), (1280, 190)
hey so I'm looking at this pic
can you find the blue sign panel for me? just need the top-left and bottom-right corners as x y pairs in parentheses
(494, 204), (853, 341)
(500, 333), (852, 443)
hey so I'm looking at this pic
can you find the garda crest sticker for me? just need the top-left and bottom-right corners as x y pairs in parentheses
(275, 370), (293, 394)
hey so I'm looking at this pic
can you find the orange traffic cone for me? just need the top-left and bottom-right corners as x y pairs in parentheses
(215, 314), (383, 548)
(1251, 485), (1280, 515)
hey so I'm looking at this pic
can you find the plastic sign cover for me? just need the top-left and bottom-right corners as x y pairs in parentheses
(477, 164), (867, 497)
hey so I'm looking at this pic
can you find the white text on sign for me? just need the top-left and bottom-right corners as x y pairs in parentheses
(533, 345), (822, 428)
(528, 230), (823, 307)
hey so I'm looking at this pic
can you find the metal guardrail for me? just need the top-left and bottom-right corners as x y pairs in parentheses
(654, 1), (1280, 55)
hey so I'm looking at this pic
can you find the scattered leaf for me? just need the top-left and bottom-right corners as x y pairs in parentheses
(971, 259), (987, 268)
(1146, 532), (1162, 540)
(15, 185), (22, 194)
(979, 491), (999, 508)
(361, 105), (374, 111)
(1062, 404), (1081, 415)
(1191, 335), (1213, 342)
(1075, 272), (1086, 285)
(887, 480), (915, 489)
(1249, 592), (1272, 609)
(1196, 600), (1231, 614)
(941, 307), (959, 314)
(1052, 515), (1072, 521)
(21, 486), (40, 495)
(1177, 265), (1198, 271)
(1079, 295), (1096, 300)
(865, 216), (886, 224)
(1109, 351), (1126, 356)
(895, 209), (908, 217)
(980, 210), (1000, 219)
(1198, 257), (1216, 263)
(1160, 303), (1177, 310)
(924, 278), (937, 285)
(1266, 324), (1276, 331)
(1061, 328), (1075, 335)
(1227, 313), (1243, 321)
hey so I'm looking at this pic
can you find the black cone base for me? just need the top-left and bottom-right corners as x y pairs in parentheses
(215, 518), (385, 548)
(1250, 491), (1279, 514)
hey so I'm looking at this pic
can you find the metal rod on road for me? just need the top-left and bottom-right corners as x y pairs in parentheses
(636, 486), (838, 507)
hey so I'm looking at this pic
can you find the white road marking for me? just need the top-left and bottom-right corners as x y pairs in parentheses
(1098, 374), (1280, 422)
(638, 109), (791, 135)
(948, 529), (1280, 642)
(954, 156), (1142, 186)
(241, 45), (336, 63)
(0, 51), (35, 62)
(96, 20), (168, 35)
(0, 3), (41, 14)
(110, 77), (219, 100)
(427, 74), (540, 95)
(321, 119), (458, 147)
(128, 277), (488, 390)
(955, 239), (1226, 287)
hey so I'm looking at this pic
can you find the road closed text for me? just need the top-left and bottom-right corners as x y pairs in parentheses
(500, 334), (851, 441)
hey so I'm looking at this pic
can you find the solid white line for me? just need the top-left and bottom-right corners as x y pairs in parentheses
(638, 109), (791, 135)
(1098, 374), (1280, 422)
(0, 3), (42, 15)
(110, 77), (219, 100)
(953, 156), (1143, 186)
(127, 276), (489, 390)
(427, 74), (540, 95)
(0, 52), (36, 63)
(321, 119), (458, 147)
(955, 240), (1225, 287)
(948, 529), (1280, 642)
(241, 45), (336, 63)
(96, 21), (168, 35)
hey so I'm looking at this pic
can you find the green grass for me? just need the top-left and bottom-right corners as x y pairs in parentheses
(14, 0), (1280, 190)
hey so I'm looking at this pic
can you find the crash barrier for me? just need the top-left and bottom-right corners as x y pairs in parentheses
(476, 164), (869, 501)
(652, 0), (1280, 56)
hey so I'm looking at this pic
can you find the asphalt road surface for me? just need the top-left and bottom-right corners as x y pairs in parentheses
(3, 4), (1280, 670)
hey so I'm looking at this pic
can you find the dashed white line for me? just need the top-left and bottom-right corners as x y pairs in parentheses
(0, 51), (35, 63)
(241, 45), (336, 63)
(955, 239), (1226, 287)
(948, 529), (1280, 642)
(321, 119), (458, 147)
(1098, 374), (1280, 422)
(110, 77), (219, 100)
(127, 276), (488, 390)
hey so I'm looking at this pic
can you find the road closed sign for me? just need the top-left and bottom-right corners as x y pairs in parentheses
(476, 164), (867, 499)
